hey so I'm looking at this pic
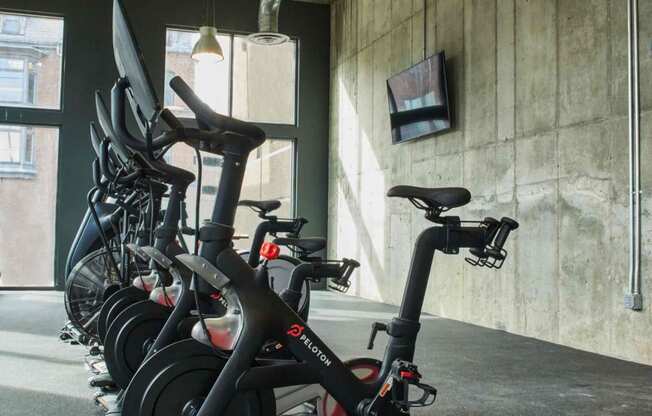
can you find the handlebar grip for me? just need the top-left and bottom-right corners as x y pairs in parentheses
(160, 108), (184, 130)
(89, 122), (102, 158)
(169, 76), (265, 141)
(111, 79), (177, 153)
(99, 139), (115, 182)
(484, 217), (501, 241)
(92, 158), (102, 188)
(342, 258), (360, 278)
(493, 217), (519, 249)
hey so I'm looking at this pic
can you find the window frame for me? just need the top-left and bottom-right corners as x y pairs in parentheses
(0, 9), (65, 289)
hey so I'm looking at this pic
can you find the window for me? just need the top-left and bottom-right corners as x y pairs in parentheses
(232, 36), (297, 125)
(165, 138), (295, 250)
(164, 28), (231, 118)
(0, 12), (64, 109)
(200, 155), (222, 167)
(235, 138), (295, 248)
(202, 185), (218, 195)
(0, 125), (59, 287)
(0, 125), (36, 177)
(0, 58), (36, 104)
(0, 12), (64, 288)
(1, 15), (26, 35)
(164, 28), (297, 125)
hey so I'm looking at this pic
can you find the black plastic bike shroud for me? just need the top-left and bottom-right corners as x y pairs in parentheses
(195, 225), (487, 415)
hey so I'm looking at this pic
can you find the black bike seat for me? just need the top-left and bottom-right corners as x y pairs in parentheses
(387, 185), (471, 210)
(239, 200), (281, 213)
(274, 237), (326, 255)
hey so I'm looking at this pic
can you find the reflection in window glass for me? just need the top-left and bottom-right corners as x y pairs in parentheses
(0, 13), (64, 109)
(164, 28), (231, 118)
(232, 36), (297, 125)
(0, 125), (59, 287)
(165, 139), (295, 251)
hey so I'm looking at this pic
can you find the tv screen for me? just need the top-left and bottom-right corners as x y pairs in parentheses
(113, 0), (161, 137)
(387, 51), (450, 144)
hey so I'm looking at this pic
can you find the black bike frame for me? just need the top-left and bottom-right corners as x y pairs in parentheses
(146, 167), (306, 358)
(246, 217), (306, 267)
(195, 215), (488, 415)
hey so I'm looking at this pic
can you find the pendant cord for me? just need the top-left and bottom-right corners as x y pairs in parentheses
(212, 0), (216, 27)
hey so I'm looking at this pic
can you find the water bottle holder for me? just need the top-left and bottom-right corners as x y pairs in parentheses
(328, 279), (351, 293)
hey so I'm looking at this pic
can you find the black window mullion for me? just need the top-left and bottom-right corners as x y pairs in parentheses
(0, 107), (63, 126)
(228, 33), (234, 117)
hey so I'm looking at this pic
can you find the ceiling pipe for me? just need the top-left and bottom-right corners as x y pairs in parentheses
(248, 0), (289, 45)
(625, 0), (642, 311)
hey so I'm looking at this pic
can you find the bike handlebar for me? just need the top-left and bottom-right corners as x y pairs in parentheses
(111, 78), (179, 152)
(168, 76), (265, 143)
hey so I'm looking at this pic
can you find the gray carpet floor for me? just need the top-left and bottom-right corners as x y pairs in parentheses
(0, 290), (651, 415)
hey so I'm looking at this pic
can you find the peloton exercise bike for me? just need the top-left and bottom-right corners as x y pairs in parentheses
(63, 105), (168, 345)
(107, 1), (519, 414)
(92, 85), (315, 392)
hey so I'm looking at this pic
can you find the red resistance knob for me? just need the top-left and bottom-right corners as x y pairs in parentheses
(260, 242), (280, 261)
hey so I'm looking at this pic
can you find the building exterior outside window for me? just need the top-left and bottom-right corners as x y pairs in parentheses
(0, 13), (63, 110)
(0, 12), (63, 287)
(0, 125), (36, 178)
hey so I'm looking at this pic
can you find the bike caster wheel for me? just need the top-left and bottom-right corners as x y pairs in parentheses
(181, 399), (204, 416)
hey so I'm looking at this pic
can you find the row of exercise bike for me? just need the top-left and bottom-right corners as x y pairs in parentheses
(58, 1), (519, 415)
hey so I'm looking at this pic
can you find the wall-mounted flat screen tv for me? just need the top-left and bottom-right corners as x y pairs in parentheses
(387, 51), (450, 144)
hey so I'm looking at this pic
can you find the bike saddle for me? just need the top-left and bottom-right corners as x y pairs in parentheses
(238, 199), (281, 215)
(387, 185), (471, 210)
(274, 237), (326, 256)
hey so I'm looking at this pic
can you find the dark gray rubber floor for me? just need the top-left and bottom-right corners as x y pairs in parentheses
(0, 290), (651, 415)
(309, 292), (652, 415)
(0, 291), (103, 416)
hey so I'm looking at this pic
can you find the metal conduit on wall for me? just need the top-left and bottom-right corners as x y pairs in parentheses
(626, 0), (642, 311)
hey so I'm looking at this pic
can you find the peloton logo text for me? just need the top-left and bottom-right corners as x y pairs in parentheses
(287, 324), (304, 338)
(287, 324), (332, 367)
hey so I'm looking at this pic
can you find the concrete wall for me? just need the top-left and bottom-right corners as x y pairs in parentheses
(328, 0), (652, 365)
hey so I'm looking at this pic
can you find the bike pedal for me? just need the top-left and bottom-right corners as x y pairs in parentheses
(88, 373), (116, 389)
